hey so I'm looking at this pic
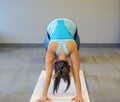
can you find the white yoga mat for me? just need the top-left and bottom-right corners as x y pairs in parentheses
(30, 70), (90, 102)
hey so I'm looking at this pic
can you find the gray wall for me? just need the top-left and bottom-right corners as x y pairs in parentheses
(0, 0), (120, 44)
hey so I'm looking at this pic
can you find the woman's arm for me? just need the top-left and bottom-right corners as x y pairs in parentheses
(42, 49), (55, 96)
(36, 49), (55, 102)
(70, 46), (83, 101)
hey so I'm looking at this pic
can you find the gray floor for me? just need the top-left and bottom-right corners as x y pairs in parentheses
(0, 47), (120, 102)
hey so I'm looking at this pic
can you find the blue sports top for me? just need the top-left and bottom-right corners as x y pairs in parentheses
(47, 18), (77, 56)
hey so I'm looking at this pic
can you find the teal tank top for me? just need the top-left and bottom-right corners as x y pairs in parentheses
(47, 18), (77, 56)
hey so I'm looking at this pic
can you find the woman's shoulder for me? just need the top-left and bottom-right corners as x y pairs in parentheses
(67, 41), (78, 51)
(67, 41), (77, 47)
(48, 42), (58, 51)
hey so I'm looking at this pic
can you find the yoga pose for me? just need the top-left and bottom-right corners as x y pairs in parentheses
(36, 18), (84, 102)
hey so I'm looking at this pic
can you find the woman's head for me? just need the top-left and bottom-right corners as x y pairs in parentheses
(53, 60), (71, 94)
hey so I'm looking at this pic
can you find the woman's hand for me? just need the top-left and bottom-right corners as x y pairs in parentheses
(36, 96), (51, 102)
(71, 96), (84, 102)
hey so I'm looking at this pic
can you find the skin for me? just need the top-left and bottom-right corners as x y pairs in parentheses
(36, 41), (84, 102)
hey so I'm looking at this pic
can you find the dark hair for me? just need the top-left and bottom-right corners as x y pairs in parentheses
(53, 60), (71, 94)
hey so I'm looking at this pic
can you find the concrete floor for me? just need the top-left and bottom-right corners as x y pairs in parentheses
(0, 47), (120, 102)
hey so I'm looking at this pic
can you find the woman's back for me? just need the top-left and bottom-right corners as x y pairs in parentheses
(48, 41), (77, 60)
(47, 18), (77, 40)
(47, 18), (77, 58)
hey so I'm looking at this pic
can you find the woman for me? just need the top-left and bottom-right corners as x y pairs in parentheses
(36, 18), (84, 102)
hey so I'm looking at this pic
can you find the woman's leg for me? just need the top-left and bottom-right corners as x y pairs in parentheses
(44, 33), (50, 51)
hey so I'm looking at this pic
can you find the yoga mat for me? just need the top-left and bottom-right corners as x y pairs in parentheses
(30, 70), (90, 102)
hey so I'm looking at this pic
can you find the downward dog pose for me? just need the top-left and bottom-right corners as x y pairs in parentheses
(36, 18), (84, 102)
